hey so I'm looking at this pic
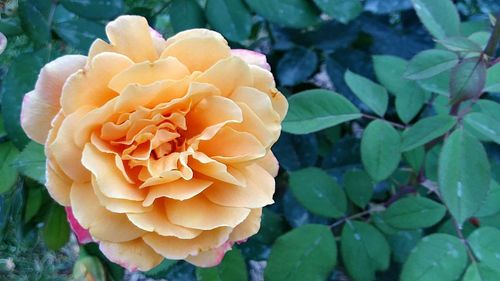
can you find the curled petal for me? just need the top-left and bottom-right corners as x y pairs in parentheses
(65, 207), (93, 244)
(231, 49), (271, 71)
(99, 239), (163, 271)
(185, 241), (233, 268)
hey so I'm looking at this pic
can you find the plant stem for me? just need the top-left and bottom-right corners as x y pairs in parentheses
(451, 216), (478, 263)
(361, 114), (406, 129)
(485, 13), (500, 58)
(330, 205), (385, 228)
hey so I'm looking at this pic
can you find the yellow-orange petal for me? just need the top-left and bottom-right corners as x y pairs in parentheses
(45, 163), (72, 206)
(189, 152), (245, 186)
(61, 52), (134, 114)
(70, 181), (145, 242)
(229, 208), (262, 242)
(203, 164), (274, 208)
(143, 227), (231, 259)
(185, 241), (233, 268)
(108, 57), (190, 93)
(161, 29), (230, 72)
(81, 143), (146, 201)
(105, 15), (158, 62)
(195, 56), (253, 97)
(250, 65), (288, 120)
(256, 151), (279, 177)
(21, 91), (59, 144)
(166, 195), (250, 230)
(91, 177), (149, 214)
(143, 179), (213, 205)
(99, 239), (163, 271)
(127, 204), (202, 239)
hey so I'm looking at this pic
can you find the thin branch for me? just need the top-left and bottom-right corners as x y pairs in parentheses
(330, 205), (385, 228)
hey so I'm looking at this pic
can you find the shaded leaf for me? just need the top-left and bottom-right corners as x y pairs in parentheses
(313, 0), (362, 24)
(196, 249), (248, 281)
(401, 115), (456, 152)
(277, 47), (318, 86)
(345, 70), (388, 116)
(344, 170), (374, 208)
(43, 204), (70, 251)
(468, 227), (500, 270)
(205, 0), (251, 42)
(464, 112), (500, 145)
(169, 0), (206, 32)
(405, 49), (459, 80)
(14, 142), (46, 185)
(462, 263), (500, 281)
(383, 197), (446, 229)
(411, 0), (460, 39)
(0, 142), (19, 194)
(245, 0), (319, 28)
(60, 0), (123, 20)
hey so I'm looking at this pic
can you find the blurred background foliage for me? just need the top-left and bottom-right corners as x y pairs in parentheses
(1, 0), (500, 280)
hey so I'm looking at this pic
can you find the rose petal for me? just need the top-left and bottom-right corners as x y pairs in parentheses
(185, 241), (233, 268)
(229, 208), (262, 242)
(231, 49), (270, 71)
(65, 207), (93, 244)
(99, 239), (163, 271)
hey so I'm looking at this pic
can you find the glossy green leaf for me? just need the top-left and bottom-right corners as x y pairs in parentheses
(196, 249), (247, 281)
(277, 48), (318, 86)
(395, 88), (427, 124)
(387, 230), (423, 263)
(18, 0), (51, 45)
(24, 187), (43, 223)
(477, 100), (500, 119)
(345, 70), (388, 116)
(484, 63), (500, 92)
(464, 112), (500, 144)
(403, 146), (425, 171)
(43, 204), (70, 251)
(401, 115), (456, 152)
(289, 167), (347, 218)
(341, 221), (390, 281)
(475, 180), (500, 217)
(14, 142), (46, 185)
(411, 0), (460, 39)
(462, 263), (500, 281)
(450, 58), (487, 103)
(205, 0), (251, 42)
(401, 234), (467, 281)
(60, 0), (124, 20)
(361, 120), (401, 181)
(383, 197), (446, 229)
(344, 170), (374, 208)
(438, 36), (483, 53)
(283, 89), (361, 134)
(0, 142), (20, 194)
(245, 0), (320, 28)
(469, 227), (500, 270)
(265, 224), (337, 281)
(405, 49), (459, 80)
(417, 69), (451, 96)
(313, 0), (362, 24)
(438, 129), (490, 225)
(169, 0), (206, 32)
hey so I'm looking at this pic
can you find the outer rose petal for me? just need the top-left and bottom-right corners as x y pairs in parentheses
(65, 207), (93, 244)
(21, 55), (86, 144)
(231, 49), (271, 71)
(185, 241), (233, 267)
(99, 239), (163, 271)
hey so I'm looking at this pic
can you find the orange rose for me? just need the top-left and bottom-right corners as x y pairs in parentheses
(20, 15), (287, 270)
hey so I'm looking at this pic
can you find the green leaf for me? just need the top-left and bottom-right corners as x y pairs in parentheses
(289, 167), (347, 218)
(361, 120), (401, 181)
(438, 37), (483, 53)
(24, 187), (43, 223)
(282, 89), (361, 134)
(469, 227), (500, 270)
(411, 0), (460, 39)
(401, 115), (456, 152)
(387, 230), (423, 263)
(205, 0), (251, 42)
(476, 100), (500, 119)
(265, 224), (337, 281)
(405, 49), (459, 80)
(438, 129), (490, 225)
(0, 115), (6, 139)
(344, 170), (374, 208)
(464, 112), (500, 145)
(341, 221), (390, 281)
(484, 63), (500, 92)
(0, 18), (23, 36)
(345, 70), (388, 116)
(312, 0), (362, 24)
(372, 55), (428, 123)
(60, 0), (124, 20)
(14, 142), (46, 185)
(196, 249), (247, 281)
(417, 69), (451, 96)
(0, 142), (20, 194)
(462, 263), (500, 281)
(73, 256), (106, 281)
(383, 197), (446, 229)
(18, 0), (51, 45)
(277, 48), (318, 87)
(145, 259), (177, 278)
(245, 0), (320, 28)
(450, 58), (487, 103)
(401, 234), (467, 281)
(403, 146), (425, 171)
(1, 49), (49, 148)
(475, 180), (500, 217)
(43, 204), (70, 251)
(169, 0), (206, 32)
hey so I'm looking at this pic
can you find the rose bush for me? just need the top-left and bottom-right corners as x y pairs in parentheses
(20, 15), (287, 271)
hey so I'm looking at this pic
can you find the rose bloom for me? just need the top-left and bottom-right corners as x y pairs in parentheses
(20, 15), (287, 270)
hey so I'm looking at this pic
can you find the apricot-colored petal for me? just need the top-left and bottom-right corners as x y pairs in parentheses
(256, 151), (279, 177)
(49, 107), (92, 182)
(70, 181), (145, 242)
(108, 57), (190, 93)
(99, 239), (163, 271)
(229, 208), (262, 242)
(127, 204), (202, 239)
(166, 195), (250, 230)
(161, 29), (230, 72)
(65, 207), (93, 244)
(231, 49), (270, 71)
(203, 164), (274, 208)
(185, 241), (233, 268)
(61, 52), (134, 114)
(250, 65), (288, 120)
(143, 179), (213, 205)
(46, 163), (72, 206)
(81, 144), (146, 201)
(105, 15), (158, 62)
(21, 91), (59, 144)
(91, 177), (149, 214)
(87, 39), (115, 61)
(189, 152), (245, 186)
(198, 127), (266, 163)
(195, 56), (253, 96)
(143, 227), (231, 259)
(230, 102), (276, 148)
